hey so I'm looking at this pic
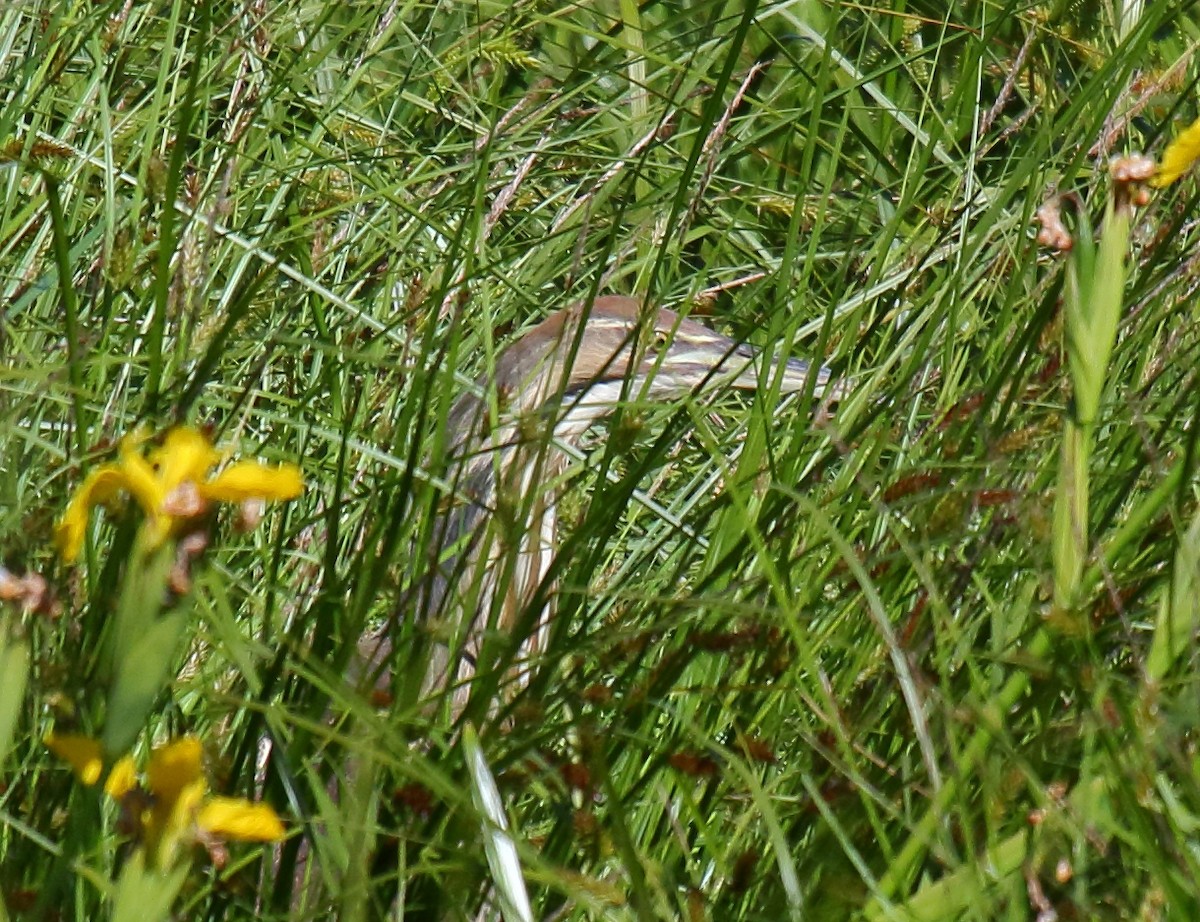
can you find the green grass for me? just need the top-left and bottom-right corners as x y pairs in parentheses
(4, 0), (1200, 918)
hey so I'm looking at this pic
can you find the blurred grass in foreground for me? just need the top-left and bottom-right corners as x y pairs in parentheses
(4, 1), (1200, 919)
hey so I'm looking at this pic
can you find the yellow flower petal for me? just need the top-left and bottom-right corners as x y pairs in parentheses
(145, 739), (208, 865)
(45, 733), (105, 786)
(59, 426), (300, 563)
(118, 436), (167, 520)
(148, 777), (207, 868)
(198, 797), (286, 842)
(54, 466), (128, 563)
(1152, 115), (1200, 188)
(105, 755), (138, 799)
(169, 779), (207, 831)
(147, 736), (205, 805)
(153, 428), (220, 494)
(201, 462), (304, 502)
(78, 466), (129, 506)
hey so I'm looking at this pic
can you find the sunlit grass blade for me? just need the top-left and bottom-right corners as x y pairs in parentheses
(464, 725), (533, 922)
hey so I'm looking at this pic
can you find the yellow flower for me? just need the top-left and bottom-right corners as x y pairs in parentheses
(146, 736), (206, 829)
(45, 733), (286, 867)
(199, 798), (287, 841)
(56, 427), (304, 563)
(105, 755), (138, 799)
(44, 733), (104, 786)
(1152, 114), (1200, 188)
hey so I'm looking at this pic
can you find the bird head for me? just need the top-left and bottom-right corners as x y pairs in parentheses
(506, 295), (837, 410)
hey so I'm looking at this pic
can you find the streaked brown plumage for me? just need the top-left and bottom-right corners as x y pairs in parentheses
(361, 295), (841, 709)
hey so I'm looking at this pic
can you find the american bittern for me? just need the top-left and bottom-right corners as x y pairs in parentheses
(363, 295), (840, 708)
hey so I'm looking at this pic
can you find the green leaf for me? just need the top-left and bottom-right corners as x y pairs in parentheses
(103, 611), (188, 756)
(869, 831), (1028, 922)
(111, 850), (189, 922)
(0, 638), (29, 768)
(1065, 202), (1129, 427)
(1147, 508), (1200, 681)
(1052, 420), (1089, 609)
(107, 540), (176, 681)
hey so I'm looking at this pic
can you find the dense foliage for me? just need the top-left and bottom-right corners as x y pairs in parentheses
(3, 1), (1200, 919)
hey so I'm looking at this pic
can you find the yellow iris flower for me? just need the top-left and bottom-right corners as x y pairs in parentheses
(1152, 114), (1200, 188)
(44, 733), (106, 787)
(56, 427), (304, 563)
(45, 733), (285, 866)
